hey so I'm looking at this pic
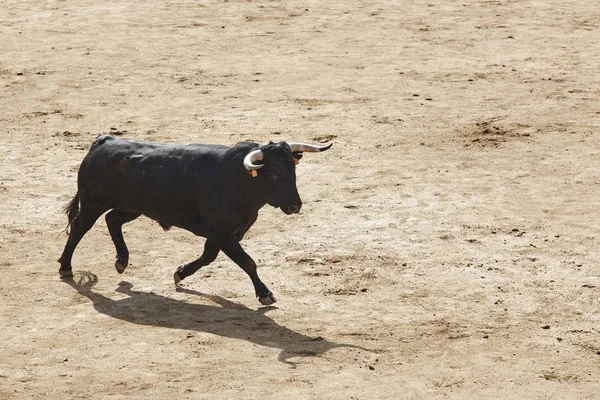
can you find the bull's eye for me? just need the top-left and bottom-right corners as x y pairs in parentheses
(268, 173), (279, 183)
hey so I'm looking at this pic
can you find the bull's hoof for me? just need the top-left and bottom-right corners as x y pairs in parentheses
(258, 293), (277, 305)
(115, 260), (127, 274)
(59, 269), (73, 279)
(173, 271), (183, 285)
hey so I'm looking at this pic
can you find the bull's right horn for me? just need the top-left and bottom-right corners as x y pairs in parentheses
(243, 149), (264, 171)
(287, 142), (333, 153)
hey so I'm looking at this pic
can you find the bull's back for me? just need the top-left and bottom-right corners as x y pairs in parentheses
(78, 136), (225, 216)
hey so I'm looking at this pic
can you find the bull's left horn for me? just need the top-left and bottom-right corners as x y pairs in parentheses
(287, 142), (333, 153)
(243, 149), (264, 171)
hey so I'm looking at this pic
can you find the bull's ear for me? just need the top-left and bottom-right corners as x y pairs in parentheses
(292, 151), (303, 166)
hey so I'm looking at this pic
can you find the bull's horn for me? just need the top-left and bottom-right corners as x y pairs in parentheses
(243, 149), (264, 171)
(287, 142), (333, 153)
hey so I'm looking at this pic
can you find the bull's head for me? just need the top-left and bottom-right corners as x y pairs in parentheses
(243, 141), (332, 215)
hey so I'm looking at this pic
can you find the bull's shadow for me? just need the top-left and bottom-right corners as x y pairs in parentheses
(66, 272), (367, 365)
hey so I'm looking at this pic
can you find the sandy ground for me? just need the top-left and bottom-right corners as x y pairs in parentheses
(1, 0), (600, 398)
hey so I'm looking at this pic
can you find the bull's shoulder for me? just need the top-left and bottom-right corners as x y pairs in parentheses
(231, 141), (260, 151)
(220, 141), (259, 159)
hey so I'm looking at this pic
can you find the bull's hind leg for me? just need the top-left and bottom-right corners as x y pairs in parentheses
(58, 202), (109, 278)
(105, 210), (141, 274)
(174, 240), (220, 284)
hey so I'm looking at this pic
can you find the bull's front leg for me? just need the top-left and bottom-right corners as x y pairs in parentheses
(217, 234), (276, 305)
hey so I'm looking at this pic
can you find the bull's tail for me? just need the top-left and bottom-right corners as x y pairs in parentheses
(63, 191), (80, 234)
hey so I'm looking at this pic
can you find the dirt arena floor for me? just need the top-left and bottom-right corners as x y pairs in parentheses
(1, 0), (599, 398)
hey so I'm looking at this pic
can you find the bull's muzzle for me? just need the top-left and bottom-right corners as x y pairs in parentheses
(282, 203), (302, 215)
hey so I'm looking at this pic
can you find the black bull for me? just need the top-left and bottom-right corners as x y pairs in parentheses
(58, 136), (332, 305)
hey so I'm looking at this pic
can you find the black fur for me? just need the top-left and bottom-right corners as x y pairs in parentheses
(58, 137), (329, 303)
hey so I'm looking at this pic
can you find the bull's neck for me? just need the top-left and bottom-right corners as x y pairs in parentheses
(236, 169), (267, 213)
